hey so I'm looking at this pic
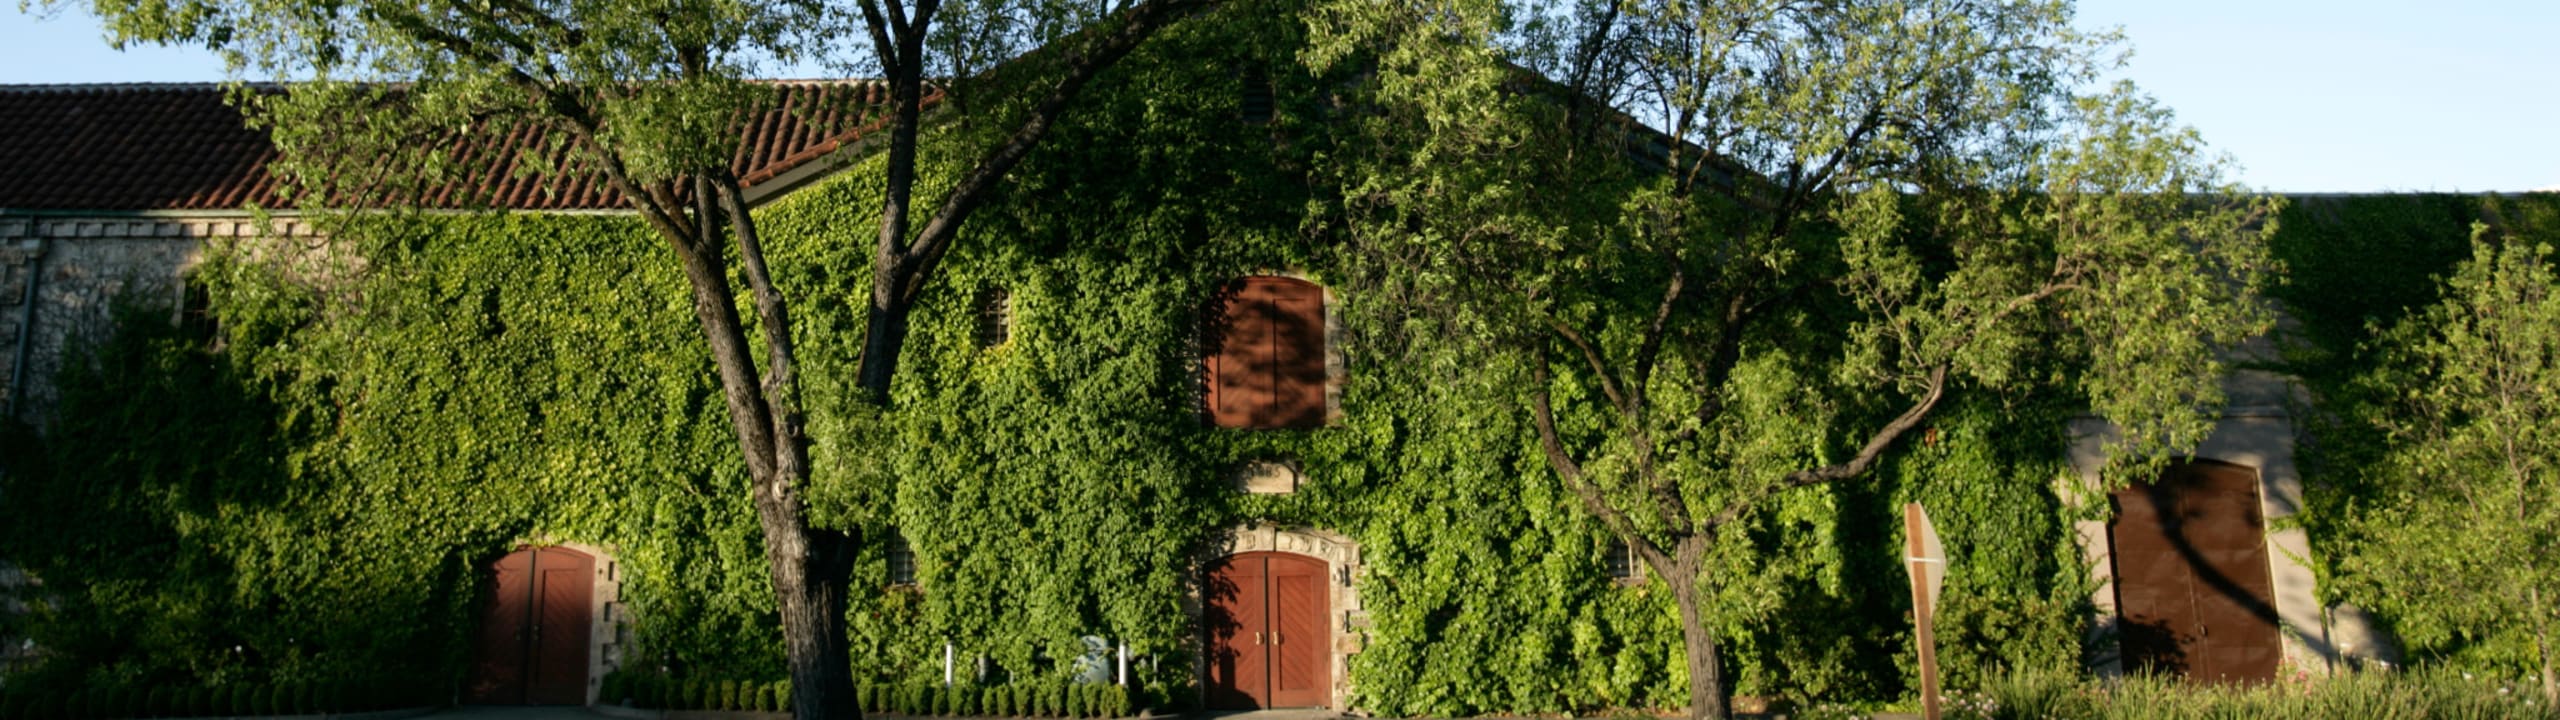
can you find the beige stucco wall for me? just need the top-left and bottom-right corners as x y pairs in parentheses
(2065, 367), (2374, 677)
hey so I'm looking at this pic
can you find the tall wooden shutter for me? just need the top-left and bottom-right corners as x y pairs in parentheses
(1209, 277), (1326, 429)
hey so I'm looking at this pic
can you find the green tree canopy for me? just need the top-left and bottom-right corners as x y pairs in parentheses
(47, 0), (1212, 712)
(2336, 224), (2560, 703)
(1306, 0), (2277, 716)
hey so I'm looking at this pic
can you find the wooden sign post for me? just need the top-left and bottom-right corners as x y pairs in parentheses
(1904, 503), (1946, 720)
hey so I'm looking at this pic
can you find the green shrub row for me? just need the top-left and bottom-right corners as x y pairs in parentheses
(601, 672), (1134, 717)
(0, 678), (431, 719)
(856, 681), (1132, 718)
(602, 673), (792, 712)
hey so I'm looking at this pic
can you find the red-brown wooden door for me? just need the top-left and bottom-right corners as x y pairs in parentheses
(470, 546), (594, 705)
(2109, 460), (2281, 685)
(1204, 552), (1329, 708)
(1207, 277), (1326, 429)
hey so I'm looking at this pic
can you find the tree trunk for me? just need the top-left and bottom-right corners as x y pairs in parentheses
(858, 280), (917, 398)
(1670, 581), (1730, 720)
(664, 223), (858, 720)
(2533, 585), (2558, 706)
(765, 518), (859, 720)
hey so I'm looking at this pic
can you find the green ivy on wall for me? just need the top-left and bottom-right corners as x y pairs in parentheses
(2, 1), (2132, 710)
(0, 211), (778, 691)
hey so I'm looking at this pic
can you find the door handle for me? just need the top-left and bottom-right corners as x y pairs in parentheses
(1273, 632), (1281, 645)
(1253, 632), (1262, 645)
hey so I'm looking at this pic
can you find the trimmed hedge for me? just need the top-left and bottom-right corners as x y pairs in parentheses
(596, 670), (1134, 717)
(0, 677), (431, 719)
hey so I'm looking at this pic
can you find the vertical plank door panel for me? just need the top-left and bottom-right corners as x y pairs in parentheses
(2111, 461), (2283, 685)
(1210, 281), (1277, 428)
(2179, 463), (2281, 685)
(2111, 484), (2200, 679)
(1267, 554), (1330, 707)
(469, 549), (535, 704)
(1204, 554), (1270, 708)
(1266, 281), (1326, 429)
(531, 548), (595, 704)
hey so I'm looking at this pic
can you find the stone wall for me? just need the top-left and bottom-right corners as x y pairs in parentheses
(0, 215), (314, 424)
(0, 230), (46, 422)
(0, 562), (34, 681)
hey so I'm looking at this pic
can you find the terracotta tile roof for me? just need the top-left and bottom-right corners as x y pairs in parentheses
(0, 81), (908, 212)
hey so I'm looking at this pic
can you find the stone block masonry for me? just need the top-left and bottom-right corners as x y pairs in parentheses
(0, 214), (315, 424)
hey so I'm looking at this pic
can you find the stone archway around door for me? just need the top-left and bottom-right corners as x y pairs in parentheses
(1196, 525), (1365, 711)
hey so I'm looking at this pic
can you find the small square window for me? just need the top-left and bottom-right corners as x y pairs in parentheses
(1240, 68), (1275, 125)
(180, 278), (222, 351)
(1604, 539), (1639, 582)
(976, 287), (1011, 349)
(886, 532), (917, 587)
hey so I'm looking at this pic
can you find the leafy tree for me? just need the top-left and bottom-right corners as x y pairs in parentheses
(1308, 0), (2276, 716)
(48, 0), (1205, 715)
(2338, 226), (2560, 704)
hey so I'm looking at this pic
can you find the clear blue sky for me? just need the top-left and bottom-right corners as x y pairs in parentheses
(6, 0), (2555, 192)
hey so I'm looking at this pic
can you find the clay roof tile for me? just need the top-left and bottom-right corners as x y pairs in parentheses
(0, 80), (904, 212)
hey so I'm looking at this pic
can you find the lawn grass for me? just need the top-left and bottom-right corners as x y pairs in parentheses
(1965, 667), (2553, 720)
(1787, 666), (2551, 720)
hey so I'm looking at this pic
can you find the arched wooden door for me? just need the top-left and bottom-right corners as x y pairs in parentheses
(2109, 460), (2281, 684)
(469, 546), (594, 705)
(1204, 552), (1329, 708)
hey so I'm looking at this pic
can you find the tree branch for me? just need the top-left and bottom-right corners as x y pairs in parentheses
(1671, 289), (1757, 443)
(1560, 0), (1624, 140)
(1691, 259), (2086, 534)
(1548, 317), (1630, 415)
(858, 0), (903, 76)
(882, 0), (915, 48)
(1532, 348), (1682, 565)
(1705, 363), (1950, 533)
(719, 174), (810, 496)
(1630, 261), (1685, 399)
(370, 8), (711, 247)
(895, 0), (1211, 304)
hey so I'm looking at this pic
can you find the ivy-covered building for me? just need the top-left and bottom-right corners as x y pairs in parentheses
(0, 26), (2467, 715)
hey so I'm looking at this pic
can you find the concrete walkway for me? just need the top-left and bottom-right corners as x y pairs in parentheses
(418, 707), (622, 720)
(1187, 711), (1344, 720)
(417, 710), (1345, 720)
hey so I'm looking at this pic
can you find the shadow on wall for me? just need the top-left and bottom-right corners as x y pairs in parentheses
(0, 300), (468, 694)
